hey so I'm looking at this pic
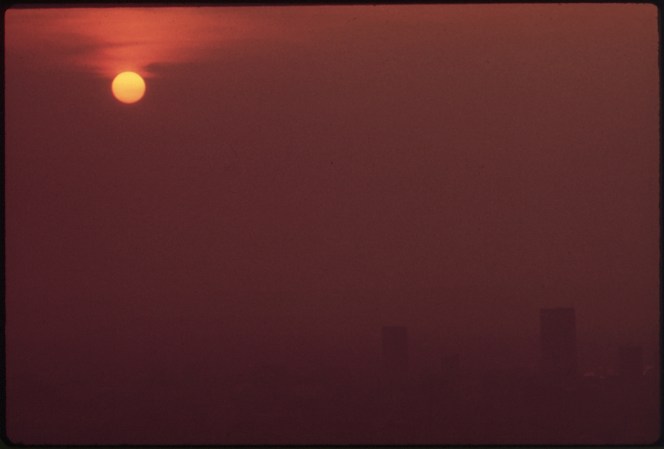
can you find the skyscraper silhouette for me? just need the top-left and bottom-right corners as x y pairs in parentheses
(381, 326), (409, 389)
(540, 308), (577, 379)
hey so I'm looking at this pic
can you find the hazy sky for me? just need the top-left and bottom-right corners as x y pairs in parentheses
(4, 4), (659, 443)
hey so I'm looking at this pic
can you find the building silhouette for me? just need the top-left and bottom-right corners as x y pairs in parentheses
(540, 308), (577, 379)
(618, 346), (643, 379)
(441, 353), (460, 383)
(381, 326), (409, 389)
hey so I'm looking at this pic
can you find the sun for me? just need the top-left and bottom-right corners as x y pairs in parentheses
(111, 71), (146, 104)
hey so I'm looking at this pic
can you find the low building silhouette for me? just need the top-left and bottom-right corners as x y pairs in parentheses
(381, 326), (409, 390)
(540, 308), (578, 380)
(441, 353), (460, 383)
(618, 346), (643, 379)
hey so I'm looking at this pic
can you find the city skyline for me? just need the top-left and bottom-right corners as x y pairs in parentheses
(4, 3), (659, 445)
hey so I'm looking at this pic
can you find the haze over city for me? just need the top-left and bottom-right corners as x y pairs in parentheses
(4, 3), (659, 445)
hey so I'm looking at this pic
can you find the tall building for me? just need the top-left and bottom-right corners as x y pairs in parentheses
(540, 308), (577, 379)
(381, 326), (409, 386)
(618, 346), (643, 378)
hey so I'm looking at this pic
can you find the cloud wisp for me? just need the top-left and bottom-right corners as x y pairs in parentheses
(6, 7), (271, 79)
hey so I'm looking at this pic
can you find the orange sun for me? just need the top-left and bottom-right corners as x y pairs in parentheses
(111, 71), (146, 104)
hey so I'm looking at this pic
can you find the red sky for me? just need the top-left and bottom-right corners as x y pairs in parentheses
(4, 4), (659, 444)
